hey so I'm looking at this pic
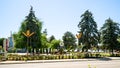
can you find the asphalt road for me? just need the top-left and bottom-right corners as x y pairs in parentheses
(0, 60), (120, 68)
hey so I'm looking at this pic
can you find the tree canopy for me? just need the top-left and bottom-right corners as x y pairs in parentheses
(48, 35), (55, 42)
(78, 10), (99, 52)
(14, 6), (42, 53)
(62, 31), (76, 51)
(100, 18), (120, 53)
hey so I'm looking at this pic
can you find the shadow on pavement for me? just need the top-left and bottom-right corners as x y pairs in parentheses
(93, 57), (112, 61)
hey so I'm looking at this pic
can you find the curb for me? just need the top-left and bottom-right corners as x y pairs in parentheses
(0, 59), (96, 65)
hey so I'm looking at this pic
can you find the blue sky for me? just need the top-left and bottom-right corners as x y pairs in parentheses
(0, 0), (120, 39)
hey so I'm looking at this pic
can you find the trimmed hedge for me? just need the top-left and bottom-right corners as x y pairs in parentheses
(0, 53), (120, 61)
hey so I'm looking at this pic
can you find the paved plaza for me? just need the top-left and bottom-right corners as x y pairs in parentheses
(0, 60), (120, 68)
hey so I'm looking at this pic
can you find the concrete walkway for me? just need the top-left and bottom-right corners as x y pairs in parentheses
(0, 57), (120, 64)
(1, 60), (120, 68)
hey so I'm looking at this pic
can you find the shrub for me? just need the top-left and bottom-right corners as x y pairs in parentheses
(4, 52), (120, 61)
(73, 55), (78, 59)
(63, 55), (67, 59)
(0, 55), (3, 61)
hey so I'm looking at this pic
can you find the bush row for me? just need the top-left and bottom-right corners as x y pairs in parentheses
(0, 55), (4, 61)
(1, 53), (120, 61)
(7, 54), (80, 61)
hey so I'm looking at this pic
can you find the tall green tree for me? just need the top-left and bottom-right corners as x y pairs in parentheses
(41, 34), (60, 54)
(43, 29), (47, 36)
(78, 10), (99, 52)
(49, 35), (55, 42)
(100, 18), (120, 53)
(14, 6), (42, 53)
(41, 29), (48, 49)
(13, 33), (25, 48)
(50, 39), (60, 49)
(62, 31), (76, 51)
(41, 34), (48, 48)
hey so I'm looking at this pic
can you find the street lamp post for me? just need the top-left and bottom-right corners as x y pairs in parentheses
(76, 33), (82, 52)
(22, 30), (34, 56)
(59, 41), (64, 54)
